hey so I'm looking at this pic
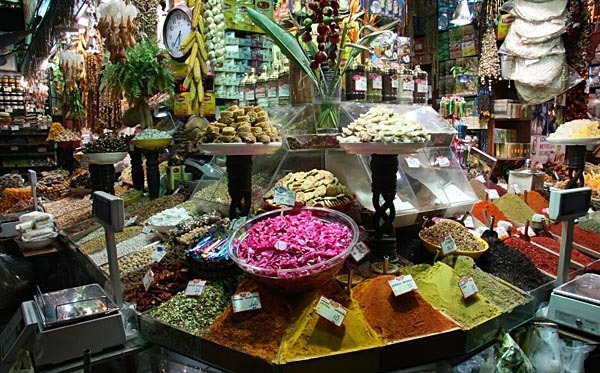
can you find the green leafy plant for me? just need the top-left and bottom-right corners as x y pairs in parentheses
(101, 39), (175, 128)
(450, 65), (474, 79)
(248, 5), (398, 130)
(64, 87), (85, 121)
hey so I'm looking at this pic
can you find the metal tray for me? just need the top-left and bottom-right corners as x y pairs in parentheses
(34, 284), (119, 329)
(339, 141), (427, 155)
(554, 273), (600, 306)
(198, 142), (283, 155)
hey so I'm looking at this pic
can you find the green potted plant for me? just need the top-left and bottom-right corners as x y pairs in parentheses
(247, 3), (398, 132)
(100, 38), (174, 128)
(64, 86), (85, 127)
(450, 65), (475, 83)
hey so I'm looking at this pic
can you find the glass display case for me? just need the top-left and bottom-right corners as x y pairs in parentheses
(263, 103), (476, 227)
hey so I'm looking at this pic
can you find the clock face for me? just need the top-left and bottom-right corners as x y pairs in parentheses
(164, 7), (193, 61)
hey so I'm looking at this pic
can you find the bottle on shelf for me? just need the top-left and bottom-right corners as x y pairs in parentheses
(413, 65), (428, 105)
(366, 61), (383, 102)
(256, 65), (269, 107)
(344, 62), (367, 101)
(245, 68), (257, 106)
(278, 59), (291, 106)
(382, 63), (397, 102)
(267, 64), (280, 108)
(238, 73), (248, 106)
(397, 65), (414, 104)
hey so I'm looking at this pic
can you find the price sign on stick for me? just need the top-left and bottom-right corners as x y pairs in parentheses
(151, 247), (167, 263)
(185, 279), (207, 297)
(273, 186), (296, 206)
(350, 242), (371, 262)
(405, 156), (421, 168)
(486, 189), (500, 200)
(142, 269), (154, 291)
(388, 275), (418, 296)
(232, 292), (262, 313)
(441, 235), (458, 255)
(459, 276), (478, 299)
(315, 296), (348, 326)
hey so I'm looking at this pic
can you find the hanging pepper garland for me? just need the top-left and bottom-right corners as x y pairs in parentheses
(565, 0), (593, 122)
(478, 0), (502, 89)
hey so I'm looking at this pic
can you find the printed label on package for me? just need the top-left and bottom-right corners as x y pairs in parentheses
(315, 296), (348, 326)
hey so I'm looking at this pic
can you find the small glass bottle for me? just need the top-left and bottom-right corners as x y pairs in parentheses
(267, 64), (280, 108)
(238, 73), (248, 106)
(245, 68), (257, 106)
(278, 59), (291, 106)
(413, 65), (428, 105)
(382, 64), (397, 102)
(397, 65), (414, 104)
(366, 61), (383, 102)
(344, 62), (366, 101)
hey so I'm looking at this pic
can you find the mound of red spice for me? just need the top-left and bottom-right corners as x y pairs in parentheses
(531, 236), (596, 265)
(504, 238), (561, 276)
(549, 223), (600, 253)
(471, 201), (510, 227)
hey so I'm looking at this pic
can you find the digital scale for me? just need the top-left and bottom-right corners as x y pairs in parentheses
(547, 274), (600, 336)
(1, 191), (128, 368)
(545, 187), (599, 337)
(0, 284), (126, 366)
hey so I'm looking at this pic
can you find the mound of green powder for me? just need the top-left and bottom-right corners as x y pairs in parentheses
(493, 193), (537, 224)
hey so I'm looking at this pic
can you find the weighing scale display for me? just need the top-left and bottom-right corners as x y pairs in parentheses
(92, 191), (124, 232)
(548, 187), (591, 222)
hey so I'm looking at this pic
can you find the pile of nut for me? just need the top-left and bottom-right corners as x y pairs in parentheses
(54, 129), (81, 142)
(44, 197), (92, 228)
(100, 242), (158, 276)
(46, 122), (64, 141)
(196, 105), (281, 144)
(0, 174), (24, 193)
(169, 213), (229, 247)
(82, 136), (128, 153)
(420, 220), (486, 252)
(338, 106), (430, 143)
(264, 169), (354, 208)
(79, 226), (144, 255)
(69, 169), (92, 189)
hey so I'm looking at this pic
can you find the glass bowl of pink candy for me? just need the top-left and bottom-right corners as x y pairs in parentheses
(228, 207), (359, 294)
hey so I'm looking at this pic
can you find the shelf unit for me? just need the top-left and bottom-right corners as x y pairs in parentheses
(0, 128), (56, 173)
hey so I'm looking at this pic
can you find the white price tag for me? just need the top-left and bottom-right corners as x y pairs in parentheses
(232, 292), (262, 313)
(493, 226), (509, 240)
(142, 269), (154, 291)
(142, 225), (153, 234)
(441, 235), (458, 255)
(350, 241), (371, 262)
(10, 125), (18, 131)
(39, 124), (47, 130)
(355, 76), (367, 92)
(151, 247), (167, 262)
(273, 186), (297, 206)
(464, 215), (475, 229)
(511, 184), (521, 194)
(315, 295), (348, 327)
(458, 276), (479, 299)
(402, 80), (414, 91)
(10, 146), (18, 151)
(437, 156), (450, 167)
(476, 175), (486, 183)
(516, 225), (536, 237)
(388, 275), (418, 297)
(185, 279), (207, 297)
(405, 156), (421, 168)
(22, 123), (30, 128)
(486, 189), (500, 200)
(1, 125), (8, 130)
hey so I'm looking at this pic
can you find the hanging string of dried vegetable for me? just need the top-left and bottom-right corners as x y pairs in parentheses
(131, 0), (159, 41)
(99, 90), (122, 132)
(84, 53), (103, 133)
(478, 0), (502, 89)
(565, 0), (593, 122)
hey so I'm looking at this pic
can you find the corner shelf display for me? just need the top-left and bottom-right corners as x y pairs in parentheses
(267, 102), (477, 227)
(0, 127), (55, 173)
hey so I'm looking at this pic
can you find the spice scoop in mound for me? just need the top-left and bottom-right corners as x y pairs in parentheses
(228, 208), (359, 294)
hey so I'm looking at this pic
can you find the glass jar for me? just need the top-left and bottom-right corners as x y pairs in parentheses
(366, 62), (383, 102)
(413, 65), (428, 105)
(344, 62), (366, 101)
(398, 65), (414, 104)
(382, 66), (397, 102)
